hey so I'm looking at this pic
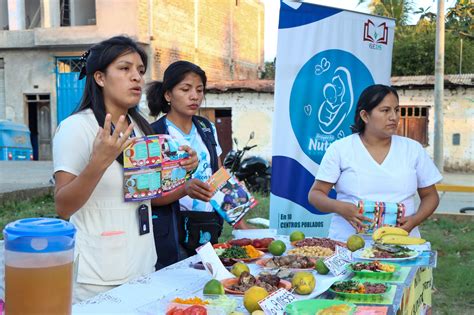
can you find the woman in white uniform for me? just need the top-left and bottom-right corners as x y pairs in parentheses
(53, 36), (197, 302)
(308, 84), (442, 241)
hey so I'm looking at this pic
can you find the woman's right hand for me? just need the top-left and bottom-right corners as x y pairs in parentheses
(91, 114), (135, 170)
(337, 202), (372, 232)
(184, 178), (214, 202)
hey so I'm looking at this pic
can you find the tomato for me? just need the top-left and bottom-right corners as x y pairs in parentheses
(166, 307), (185, 315)
(183, 305), (207, 315)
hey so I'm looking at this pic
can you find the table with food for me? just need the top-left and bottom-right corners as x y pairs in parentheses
(72, 226), (436, 315)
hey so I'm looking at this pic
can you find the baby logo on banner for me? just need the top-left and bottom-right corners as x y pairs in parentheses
(290, 49), (374, 165)
(270, 1), (395, 237)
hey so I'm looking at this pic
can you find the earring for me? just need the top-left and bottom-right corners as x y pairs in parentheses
(167, 101), (171, 106)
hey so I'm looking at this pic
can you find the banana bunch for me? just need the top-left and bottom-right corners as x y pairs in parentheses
(372, 226), (426, 245)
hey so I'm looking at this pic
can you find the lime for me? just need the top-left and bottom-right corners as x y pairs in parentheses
(290, 231), (305, 242)
(231, 262), (250, 277)
(347, 234), (365, 252)
(268, 240), (286, 256)
(315, 258), (330, 275)
(203, 279), (225, 295)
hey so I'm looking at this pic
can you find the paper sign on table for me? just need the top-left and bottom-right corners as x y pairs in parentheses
(195, 242), (234, 281)
(258, 288), (296, 315)
(324, 245), (353, 276)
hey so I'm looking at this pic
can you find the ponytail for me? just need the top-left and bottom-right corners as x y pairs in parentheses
(146, 81), (170, 117)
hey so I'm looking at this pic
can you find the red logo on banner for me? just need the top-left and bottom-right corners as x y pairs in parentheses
(363, 20), (389, 45)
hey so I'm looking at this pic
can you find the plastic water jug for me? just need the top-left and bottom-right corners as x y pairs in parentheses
(3, 218), (76, 315)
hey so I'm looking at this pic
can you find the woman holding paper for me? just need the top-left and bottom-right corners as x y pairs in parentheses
(147, 61), (250, 269)
(308, 84), (442, 241)
(53, 36), (198, 302)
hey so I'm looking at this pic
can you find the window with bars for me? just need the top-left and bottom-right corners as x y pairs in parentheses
(397, 106), (429, 146)
(56, 58), (82, 73)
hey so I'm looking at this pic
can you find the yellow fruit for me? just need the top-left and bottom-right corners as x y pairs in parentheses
(379, 234), (426, 245)
(291, 271), (315, 295)
(243, 286), (269, 313)
(290, 231), (305, 242)
(315, 258), (330, 275)
(203, 279), (225, 295)
(268, 240), (286, 256)
(372, 226), (408, 241)
(231, 262), (250, 277)
(347, 234), (365, 252)
(252, 311), (265, 315)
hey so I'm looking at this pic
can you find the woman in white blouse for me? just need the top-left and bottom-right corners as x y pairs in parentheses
(308, 84), (442, 241)
(53, 36), (198, 302)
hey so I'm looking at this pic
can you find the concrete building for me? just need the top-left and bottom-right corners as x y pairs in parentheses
(202, 74), (474, 172)
(0, 0), (264, 160)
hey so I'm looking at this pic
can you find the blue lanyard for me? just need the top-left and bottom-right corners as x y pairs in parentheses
(111, 115), (136, 138)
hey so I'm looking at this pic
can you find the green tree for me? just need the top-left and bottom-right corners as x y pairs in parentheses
(358, 0), (415, 30)
(260, 59), (275, 79)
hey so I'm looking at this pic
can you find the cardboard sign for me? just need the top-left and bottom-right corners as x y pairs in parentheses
(324, 245), (353, 276)
(258, 288), (296, 315)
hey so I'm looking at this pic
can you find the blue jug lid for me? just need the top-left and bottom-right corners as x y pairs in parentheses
(3, 218), (76, 253)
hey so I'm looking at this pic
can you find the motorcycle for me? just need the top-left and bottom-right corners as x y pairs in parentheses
(223, 132), (271, 193)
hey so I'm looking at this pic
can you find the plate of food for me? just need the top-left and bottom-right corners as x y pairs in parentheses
(286, 299), (356, 315)
(291, 237), (347, 250)
(329, 280), (391, 299)
(354, 244), (419, 261)
(287, 245), (334, 259)
(256, 255), (316, 270)
(348, 261), (399, 278)
(216, 245), (264, 263)
(228, 237), (275, 252)
(221, 272), (291, 295)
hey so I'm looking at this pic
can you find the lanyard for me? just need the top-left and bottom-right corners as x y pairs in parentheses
(111, 115), (136, 138)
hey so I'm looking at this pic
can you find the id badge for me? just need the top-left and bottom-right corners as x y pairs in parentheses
(138, 204), (150, 235)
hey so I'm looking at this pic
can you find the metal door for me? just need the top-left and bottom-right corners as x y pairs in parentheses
(56, 57), (85, 123)
(38, 103), (52, 160)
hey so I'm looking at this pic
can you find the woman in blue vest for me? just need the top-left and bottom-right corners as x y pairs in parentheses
(147, 61), (228, 269)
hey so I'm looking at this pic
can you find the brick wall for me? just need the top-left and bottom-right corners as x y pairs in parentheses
(150, 0), (264, 81)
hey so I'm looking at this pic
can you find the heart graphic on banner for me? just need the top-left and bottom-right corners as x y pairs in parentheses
(304, 104), (312, 116)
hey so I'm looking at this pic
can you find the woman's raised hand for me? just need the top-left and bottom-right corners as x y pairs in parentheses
(179, 145), (199, 172)
(338, 202), (372, 232)
(91, 114), (135, 169)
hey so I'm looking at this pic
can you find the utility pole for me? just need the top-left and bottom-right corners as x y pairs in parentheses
(434, 0), (445, 171)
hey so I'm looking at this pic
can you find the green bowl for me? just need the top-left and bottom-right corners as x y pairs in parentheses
(329, 281), (392, 301)
(347, 262), (400, 278)
(285, 299), (356, 315)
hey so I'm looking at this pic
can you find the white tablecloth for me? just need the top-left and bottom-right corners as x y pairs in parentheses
(72, 236), (348, 314)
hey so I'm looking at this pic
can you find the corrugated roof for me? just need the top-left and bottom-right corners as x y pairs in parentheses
(391, 74), (474, 87)
(206, 74), (474, 93)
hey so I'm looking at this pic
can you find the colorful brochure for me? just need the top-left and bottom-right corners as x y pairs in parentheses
(123, 135), (189, 202)
(208, 167), (257, 226)
(358, 200), (405, 234)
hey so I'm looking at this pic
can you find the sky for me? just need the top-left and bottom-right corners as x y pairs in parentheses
(262, 0), (457, 61)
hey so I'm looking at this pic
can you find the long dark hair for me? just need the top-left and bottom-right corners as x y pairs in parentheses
(146, 60), (207, 117)
(351, 84), (399, 134)
(75, 35), (154, 135)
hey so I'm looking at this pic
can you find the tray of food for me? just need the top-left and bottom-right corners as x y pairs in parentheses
(287, 245), (334, 259)
(291, 237), (347, 250)
(348, 261), (399, 278)
(329, 280), (391, 300)
(256, 255), (315, 270)
(215, 245), (264, 265)
(228, 237), (275, 252)
(286, 299), (356, 315)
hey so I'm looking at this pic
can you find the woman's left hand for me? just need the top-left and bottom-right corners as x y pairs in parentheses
(179, 145), (199, 172)
(399, 215), (420, 233)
